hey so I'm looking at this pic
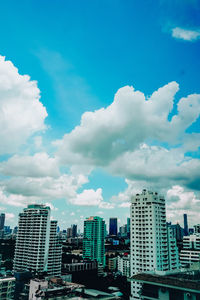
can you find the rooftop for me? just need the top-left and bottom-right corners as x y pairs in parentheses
(131, 272), (200, 293)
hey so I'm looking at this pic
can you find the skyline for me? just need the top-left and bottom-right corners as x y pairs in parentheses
(0, 0), (200, 229)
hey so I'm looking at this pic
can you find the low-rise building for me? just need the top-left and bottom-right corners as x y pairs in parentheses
(131, 269), (200, 300)
(0, 276), (16, 299)
(180, 234), (200, 267)
(117, 254), (130, 277)
(108, 257), (117, 271)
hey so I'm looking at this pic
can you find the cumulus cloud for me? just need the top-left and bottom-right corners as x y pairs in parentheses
(0, 187), (32, 207)
(118, 202), (131, 208)
(45, 202), (58, 211)
(99, 201), (115, 209)
(57, 82), (181, 166)
(108, 144), (200, 190)
(0, 56), (47, 154)
(57, 82), (200, 191)
(70, 188), (103, 206)
(1, 173), (107, 207)
(0, 152), (60, 178)
(5, 212), (15, 220)
(166, 185), (200, 225)
(172, 27), (200, 41)
(3, 174), (88, 200)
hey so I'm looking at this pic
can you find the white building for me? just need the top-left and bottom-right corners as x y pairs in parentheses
(180, 234), (200, 267)
(29, 279), (48, 300)
(117, 254), (130, 277)
(130, 190), (179, 299)
(14, 204), (62, 276)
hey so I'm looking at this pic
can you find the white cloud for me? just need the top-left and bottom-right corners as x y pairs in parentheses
(172, 27), (200, 41)
(1, 173), (107, 208)
(0, 152), (60, 178)
(70, 212), (75, 216)
(3, 174), (88, 200)
(0, 187), (31, 207)
(166, 185), (200, 225)
(70, 188), (103, 206)
(5, 213), (15, 220)
(118, 202), (131, 208)
(99, 202), (115, 209)
(57, 82), (182, 166)
(56, 82), (200, 191)
(45, 202), (58, 211)
(0, 56), (47, 154)
(108, 144), (200, 190)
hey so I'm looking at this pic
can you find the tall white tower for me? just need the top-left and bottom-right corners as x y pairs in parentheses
(130, 190), (169, 299)
(14, 204), (61, 276)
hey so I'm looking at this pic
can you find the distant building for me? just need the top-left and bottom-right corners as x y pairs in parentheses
(119, 225), (127, 237)
(170, 223), (184, 241)
(71, 224), (77, 238)
(108, 257), (118, 271)
(183, 213), (189, 236)
(117, 254), (130, 277)
(0, 214), (5, 230)
(14, 204), (62, 276)
(127, 218), (130, 237)
(194, 224), (200, 234)
(189, 228), (194, 235)
(63, 260), (98, 273)
(83, 216), (106, 266)
(180, 234), (200, 267)
(109, 218), (118, 236)
(67, 227), (72, 238)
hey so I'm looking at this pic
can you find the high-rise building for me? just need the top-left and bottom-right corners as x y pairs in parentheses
(71, 224), (77, 238)
(130, 190), (179, 299)
(183, 213), (189, 236)
(13, 204), (62, 276)
(0, 213), (5, 230)
(119, 224), (127, 237)
(109, 218), (118, 236)
(83, 216), (106, 266)
(67, 227), (72, 238)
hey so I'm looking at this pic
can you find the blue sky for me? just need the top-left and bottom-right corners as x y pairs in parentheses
(0, 0), (200, 230)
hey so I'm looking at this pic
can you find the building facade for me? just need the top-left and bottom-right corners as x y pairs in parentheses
(130, 190), (179, 299)
(180, 234), (200, 267)
(194, 224), (200, 234)
(167, 225), (180, 270)
(13, 204), (62, 276)
(183, 213), (189, 236)
(0, 213), (5, 230)
(83, 216), (106, 266)
(0, 276), (15, 300)
(117, 254), (130, 277)
(109, 218), (118, 236)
